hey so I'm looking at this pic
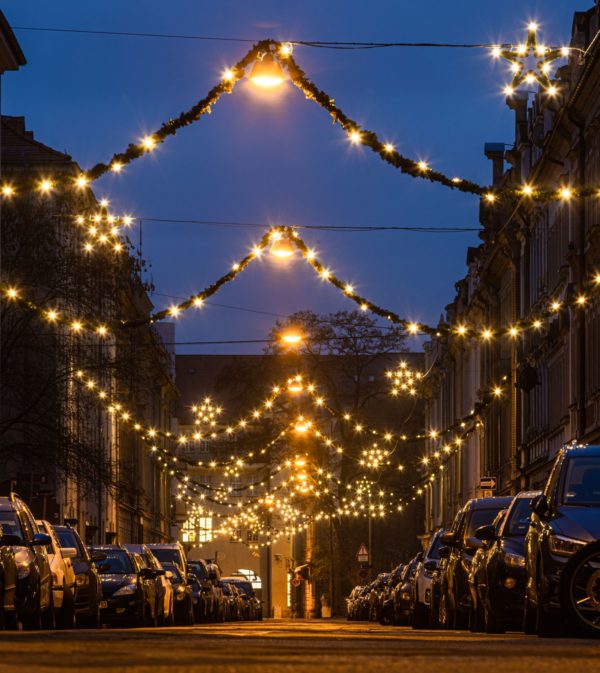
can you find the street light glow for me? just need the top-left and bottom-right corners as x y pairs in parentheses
(249, 54), (286, 88)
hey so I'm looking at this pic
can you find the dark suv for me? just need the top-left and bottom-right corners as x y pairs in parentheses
(439, 496), (513, 629)
(524, 444), (600, 636)
(0, 494), (53, 629)
(54, 525), (104, 628)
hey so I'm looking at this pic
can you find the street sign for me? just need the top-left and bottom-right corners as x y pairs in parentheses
(356, 543), (369, 563)
(479, 476), (497, 490)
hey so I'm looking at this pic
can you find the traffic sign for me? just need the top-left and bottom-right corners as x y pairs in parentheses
(479, 476), (497, 490)
(356, 543), (369, 563)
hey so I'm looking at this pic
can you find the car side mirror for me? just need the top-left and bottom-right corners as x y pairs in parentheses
(465, 536), (485, 551)
(0, 534), (23, 546)
(187, 573), (198, 585)
(423, 560), (437, 571)
(438, 546), (450, 559)
(441, 531), (457, 547)
(165, 570), (173, 580)
(90, 552), (106, 563)
(140, 568), (155, 580)
(474, 524), (496, 541)
(61, 547), (78, 559)
(32, 533), (52, 547)
(531, 494), (549, 517)
(154, 568), (166, 576)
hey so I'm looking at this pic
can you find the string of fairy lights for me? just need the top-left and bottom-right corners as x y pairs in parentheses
(4, 223), (598, 346)
(4, 18), (599, 545)
(1, 25), (598, 205)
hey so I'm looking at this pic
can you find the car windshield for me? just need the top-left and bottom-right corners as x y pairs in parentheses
(464, 508), (503, 543)
(55, 528), (85, 557)
(151, 548), (181, 566)
(427, 533), (443, 559)
(189, 563), (208, 580)
(504, 498), (533, 537)
(227, 580), (252, 595)
(0, 512), (24, 542)
(562, 457), (600, 506)
(96, 551), (134, 574)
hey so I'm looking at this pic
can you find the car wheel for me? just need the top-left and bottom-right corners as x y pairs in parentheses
(560, 540), (600, 638)
(439, 592), (449, 629)
(484, 596), (504, 634)
(535, 572), (556, 638)
(523, 592), (536, 635)
(58, 589), (76, 629)
(41, 592), (55, 630)
(22, 586), (42, 631)
(411, 602), (428, 629)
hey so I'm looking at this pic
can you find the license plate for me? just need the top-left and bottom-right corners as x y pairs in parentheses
(99, 601), (108, 609)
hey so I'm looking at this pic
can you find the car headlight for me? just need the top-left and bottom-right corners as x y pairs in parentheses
(113, 584), (137, 597)
(503, 552), (525, 568)
(549, 534), (587, 557)
(76, 574), (89, 586)
(17, 563), (31, 580)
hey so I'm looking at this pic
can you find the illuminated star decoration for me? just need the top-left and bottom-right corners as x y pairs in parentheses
(493, 22), (568, 97)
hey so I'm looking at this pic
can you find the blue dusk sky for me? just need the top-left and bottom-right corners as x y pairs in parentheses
(2, 1), (586, 353)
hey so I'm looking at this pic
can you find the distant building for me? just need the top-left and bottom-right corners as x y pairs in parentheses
(423, 5), (600, 537)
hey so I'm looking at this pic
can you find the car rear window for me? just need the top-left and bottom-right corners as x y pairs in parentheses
(56, 529), (84, 556)
(504, 498), (533, 536)
(0, 512), (24, 542)
(151, 548), (181, 566)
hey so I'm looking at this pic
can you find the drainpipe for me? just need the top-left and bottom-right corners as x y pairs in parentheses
(568, 110), (587, 439)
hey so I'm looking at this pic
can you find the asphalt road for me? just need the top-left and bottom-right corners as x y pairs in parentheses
(1, 620), (600, 673)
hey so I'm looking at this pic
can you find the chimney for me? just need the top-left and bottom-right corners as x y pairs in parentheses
(484, 143), (505, 186)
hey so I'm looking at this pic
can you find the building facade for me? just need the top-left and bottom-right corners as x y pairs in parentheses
(0, 116), (176, 544)
(423, 5), (600, 537)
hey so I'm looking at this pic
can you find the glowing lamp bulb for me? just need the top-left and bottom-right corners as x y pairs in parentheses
(141, 135), (156, 151)
(75, 175), (89, 189)
(349, 130), (362, 145)
(528, 22), (538, 32)
(281, 332), (303, 346)
(270, 234), (295, 259)
(491, 46), (502, 59)
(249, 54), (286, 88)
(1, 184), (14, 197)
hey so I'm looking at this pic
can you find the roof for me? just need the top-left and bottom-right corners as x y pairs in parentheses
(1, 115), (73, 166)
(0, 12), (26, 71)
(564, 444), (600, 457)
(463, 496), (514, 510)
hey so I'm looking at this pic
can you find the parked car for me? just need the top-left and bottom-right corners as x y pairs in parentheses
(147, 543), (187, 579)
(53, 524), (103, 628)
(125, 544), (174, 626)
(222, 576), (262, 620)
(346, 585), (365, 620)
(410, 529), (445, 628)
(0, 494), (53, 629)
(89, 545), (159, 627)
(524, 444), (600, 637)
(392, 557), (420, 625)
(221, 581), (244, 620)
(37, 520), (77, 628)
(187, 560), (219, 622)
(378, 565), (404, 625)
(469, 491), (540, 633)
(368, 573), (391, 621)
(163, 562), (194, 625)
(0, 524), (18, 629)
(438, 496), (513, 629)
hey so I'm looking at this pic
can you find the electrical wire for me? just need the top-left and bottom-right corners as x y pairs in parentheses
(12, 26), (513, 50)
(139, 217), (481, 233)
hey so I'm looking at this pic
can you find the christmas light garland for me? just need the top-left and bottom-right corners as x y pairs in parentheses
(0, 34), (592, 203)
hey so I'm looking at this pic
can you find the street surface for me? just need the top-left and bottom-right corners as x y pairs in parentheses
(1, 620), (600, 673)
